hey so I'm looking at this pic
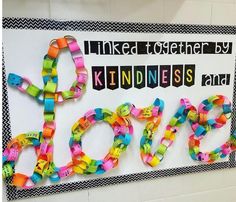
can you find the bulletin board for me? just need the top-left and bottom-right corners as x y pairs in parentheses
(2, 17), (236, 201)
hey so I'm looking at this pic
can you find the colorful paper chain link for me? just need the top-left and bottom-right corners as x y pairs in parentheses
(2, 37), (236, 188)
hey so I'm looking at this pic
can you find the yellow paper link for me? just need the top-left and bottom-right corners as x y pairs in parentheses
(187, 110), (198, 122)
(34, 159), (48, 175)
(141, 106), (153, 118)
(42, 69), (48, 77)
(72, 121), (80, 133)
(146, 120), (159, 132)
(73, 165), (84, 174)
(25, 132), (40, 139)
(104, 113), (118, 125)
(81, 155), (91, 165)
(51, 68), (57, 77)
(78, 161), (87, 170)
(164, 130), (175, 141)
(72, 120), (88, 134)
(149, 156), (160, 167)
(16, 134), (33, 147)
(109, 147), (122, 158)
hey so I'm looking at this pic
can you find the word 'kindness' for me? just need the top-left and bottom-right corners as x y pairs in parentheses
(92, 64), (195, 90)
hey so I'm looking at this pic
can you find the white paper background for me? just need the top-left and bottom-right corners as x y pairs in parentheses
(2, 29), (236, 186)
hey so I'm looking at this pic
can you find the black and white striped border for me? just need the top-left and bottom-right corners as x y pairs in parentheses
(3, 17), (236, 34)
(2, 17), (236, 201)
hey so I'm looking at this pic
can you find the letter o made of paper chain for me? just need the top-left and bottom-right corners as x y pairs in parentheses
(69, 108), (133, 174)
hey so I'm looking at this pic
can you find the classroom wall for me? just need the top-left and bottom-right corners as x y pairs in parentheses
(2, 0), (236, 202)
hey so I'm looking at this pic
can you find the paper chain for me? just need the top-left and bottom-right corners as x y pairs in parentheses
(2, 36), (236, 189)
